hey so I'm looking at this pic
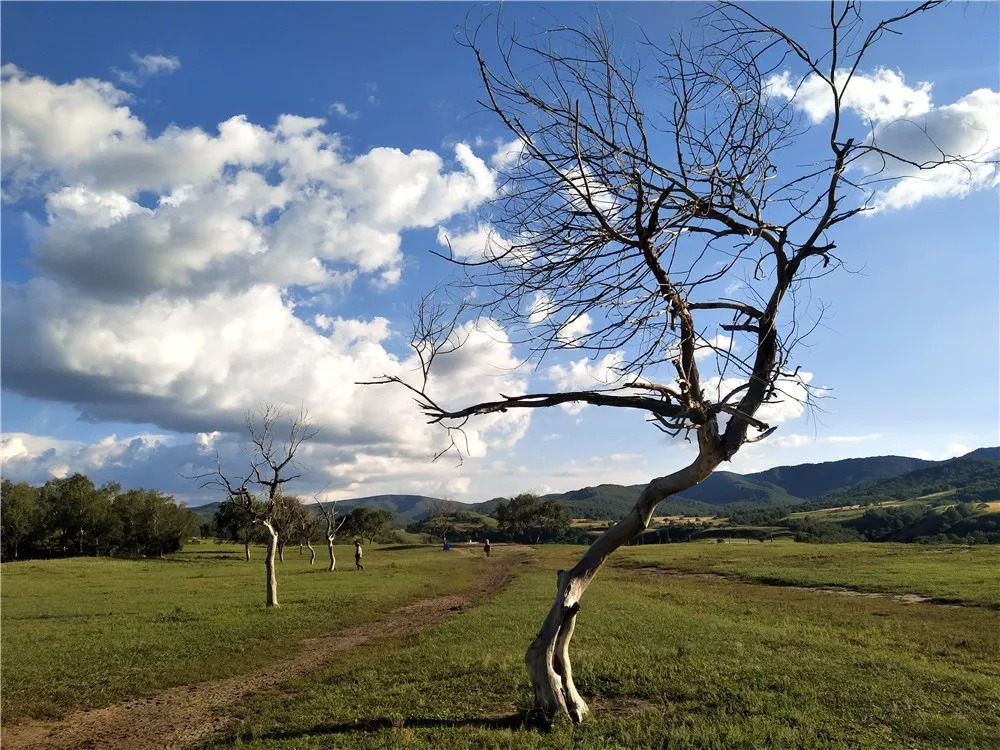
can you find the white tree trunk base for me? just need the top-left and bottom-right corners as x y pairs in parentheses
(524, 574), (589, 724)
(264, 522), (280, 608)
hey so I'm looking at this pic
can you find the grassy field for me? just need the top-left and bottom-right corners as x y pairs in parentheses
(785, 499), (933, 523)
(208, 544), (999, 749)
(3, 542), (999, 749)
(618, 541), (1000, 607)
(1, 542), (476, 719)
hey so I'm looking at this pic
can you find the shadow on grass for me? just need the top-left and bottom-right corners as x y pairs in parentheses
(253, 712), (543, 741)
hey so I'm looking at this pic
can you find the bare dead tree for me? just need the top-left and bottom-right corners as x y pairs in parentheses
(365, 0), (986, 723)
(194, 404), (318, 608)
(315, 498), (348, 571)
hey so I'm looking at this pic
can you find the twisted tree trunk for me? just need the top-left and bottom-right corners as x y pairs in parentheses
(263, 521), (279, 608)
(327, 536), (336, 571)
(277, 542), (285, 563)
(525, 424), (722, 722)
(307, 540), (316, 565)
(244, 541), (251, 562)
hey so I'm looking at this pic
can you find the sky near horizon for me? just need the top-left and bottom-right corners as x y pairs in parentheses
(1, 2), (998, 506)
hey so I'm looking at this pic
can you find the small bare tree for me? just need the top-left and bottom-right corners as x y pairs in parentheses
(289, 498), (322, 565)
(198, 404), (318, 608)
(367, 1), (989, 722)
(315, 499), (348, 571)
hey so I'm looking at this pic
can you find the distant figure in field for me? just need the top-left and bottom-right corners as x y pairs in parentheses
(484, 538), (491, 558)
(354, 540), (364, 570)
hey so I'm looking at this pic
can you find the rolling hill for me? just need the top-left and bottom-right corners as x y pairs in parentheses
(820, 454), (1000, 507)
(187, 447), (999, 524)
(745, 455), (935, 499)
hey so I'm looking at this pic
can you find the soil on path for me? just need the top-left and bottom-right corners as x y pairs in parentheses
(2, 559), (515, 750)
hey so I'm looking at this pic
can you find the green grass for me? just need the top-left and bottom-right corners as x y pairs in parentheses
(1, 542), (476, 719)
(205, 545), (1000, 749)
(5, 542), (999, 749)
(617, 541), (1000, 607)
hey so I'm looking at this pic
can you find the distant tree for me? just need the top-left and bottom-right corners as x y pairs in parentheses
(1, 480), (41, 560)
(420, 499), (459, 543)
(197, 403), (318, 608)
(113, 489), (198, 557)
(533, 500), (572, 542)
(344, 507), (394, 544)
(213, 501), (265, 561)
(286, 497), (323, 565)
(315, 499), (348, 571)
(2, 476), (194, 561)
(270, 495), (308, 562)
(495, 494), (571, 542)
(38, 474), (119, 557)
(494, 494), (537, 541)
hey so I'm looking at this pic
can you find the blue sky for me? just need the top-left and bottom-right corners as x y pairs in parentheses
(2, 2), (997, 505)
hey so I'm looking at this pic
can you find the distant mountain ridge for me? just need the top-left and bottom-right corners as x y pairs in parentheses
(188, 447), (999, 523)
(746, 455), (936, 499)
(823, 454), (1000, 506)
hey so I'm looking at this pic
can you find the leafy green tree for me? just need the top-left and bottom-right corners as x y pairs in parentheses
(533, 500), (572, 542)
(39, 474), (120, 557)
(1, 480), (42, 560)
(114, 489), (197, 557)
(214, 500), (266, 561)
(495, 494), (571, 542)
(2, 475), (195, 561)
(344, 507), (393, 544)
(494, 493), (538, 541)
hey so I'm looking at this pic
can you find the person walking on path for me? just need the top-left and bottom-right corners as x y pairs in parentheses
(483, 538), (491, 558)
(354, 540), (364, 570)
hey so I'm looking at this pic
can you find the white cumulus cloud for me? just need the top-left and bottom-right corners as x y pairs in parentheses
(0, 67), (529, 499)
(767, 67), (999, 211)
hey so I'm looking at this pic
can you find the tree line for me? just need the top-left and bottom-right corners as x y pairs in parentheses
(408, 493), (572, 544)
(2, 474), (199, 561)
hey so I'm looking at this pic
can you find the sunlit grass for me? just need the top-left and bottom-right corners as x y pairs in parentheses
(618, 540), (1000, 607)
(5, 541), (998, 749)
(206, 544), (1000, 749)
(1, 542), (476, 719)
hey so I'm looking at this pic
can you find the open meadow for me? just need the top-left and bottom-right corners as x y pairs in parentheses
(2, 540), (998, 749)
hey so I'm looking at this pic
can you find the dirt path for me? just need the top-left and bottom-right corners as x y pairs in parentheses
(626, 565), (976, 607)
(2, 559), (515, 750)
